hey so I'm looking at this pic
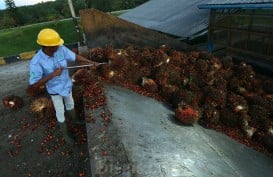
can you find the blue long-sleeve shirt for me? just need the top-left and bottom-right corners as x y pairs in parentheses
(29, 45), (76, 96)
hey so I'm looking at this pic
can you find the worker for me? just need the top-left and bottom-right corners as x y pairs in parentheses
(28, 28), (97, 144)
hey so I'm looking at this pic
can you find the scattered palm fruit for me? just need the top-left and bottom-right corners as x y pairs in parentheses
(2, 95), (23, 109)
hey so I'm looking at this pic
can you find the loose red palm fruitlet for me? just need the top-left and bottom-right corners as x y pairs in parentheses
(2, 95), (23, 109)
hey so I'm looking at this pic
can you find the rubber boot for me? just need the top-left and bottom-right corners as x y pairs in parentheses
(66, 109), (85, 125)
(58, 122), (74, 145)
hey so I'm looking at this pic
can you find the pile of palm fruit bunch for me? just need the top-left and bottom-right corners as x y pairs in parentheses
(2, 95), (24, 109)
(30, 97), (55, 118)
(79, 45), (273, 156)
(26, 85), (46, 97)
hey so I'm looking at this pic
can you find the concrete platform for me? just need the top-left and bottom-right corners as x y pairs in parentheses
(85, 85), (273, 177)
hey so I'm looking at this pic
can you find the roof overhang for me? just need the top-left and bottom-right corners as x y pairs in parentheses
(198, 3), (273, 9)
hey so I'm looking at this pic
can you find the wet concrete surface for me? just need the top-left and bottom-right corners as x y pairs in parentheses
(85, 85), (273, 177)
(0, 61), (91, 177)
(0, 61), (29, 97)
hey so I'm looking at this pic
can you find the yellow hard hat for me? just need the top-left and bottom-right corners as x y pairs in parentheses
(37, 28), (64, 46)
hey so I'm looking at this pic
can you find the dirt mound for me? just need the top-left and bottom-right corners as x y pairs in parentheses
(80, 8), (190, 51)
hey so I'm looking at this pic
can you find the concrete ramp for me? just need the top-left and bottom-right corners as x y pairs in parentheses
(85, 85), (273, 177)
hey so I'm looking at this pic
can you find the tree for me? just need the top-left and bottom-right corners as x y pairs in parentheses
(73, 0), (86, 14)
(113, 0), (136, 10)
(84, 0), (92, 8)
(0, 0), (150, 29)
(84, 0), (111, 12)
(4, 0), (21, 26)
(55, 0), (69, 17)
(112, 0), (149, 11)
(4, 0), (16, 9)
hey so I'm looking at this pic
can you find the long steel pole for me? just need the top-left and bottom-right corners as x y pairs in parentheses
(67, 0), (85, 46)
(68, 0), (76, 18)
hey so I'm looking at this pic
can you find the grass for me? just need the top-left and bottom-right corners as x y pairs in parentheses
(0, 19), (78, 57)
(0, 11), (126, 58)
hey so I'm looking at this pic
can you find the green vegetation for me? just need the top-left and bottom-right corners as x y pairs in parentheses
(0, 0), (149, 57)
(0, 9), (131, 57)
(0, 0), (149, 29)
(0, 19), (77, 57)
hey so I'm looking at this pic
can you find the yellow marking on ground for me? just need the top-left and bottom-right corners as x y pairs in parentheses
(0, 57), (6, 65)
(19, 51), (36, 60)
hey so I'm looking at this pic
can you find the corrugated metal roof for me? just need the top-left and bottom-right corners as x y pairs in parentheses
(204, 0), (273, 4)
(119, 0), (210, 38)
(198, 0), (273, 9)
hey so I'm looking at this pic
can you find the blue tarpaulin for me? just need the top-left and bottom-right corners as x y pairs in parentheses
(119, 0), (210, 38)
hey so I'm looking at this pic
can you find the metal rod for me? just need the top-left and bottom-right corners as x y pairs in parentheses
(65, 63), (107, 69)
(67, 0), (85, 45)
(68, 0), (76, 18)
(65, 64), (93, 69)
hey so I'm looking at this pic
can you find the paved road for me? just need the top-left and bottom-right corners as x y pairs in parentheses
(0, 60), (92, 177)
(0, 61), (29, 103)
